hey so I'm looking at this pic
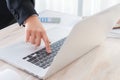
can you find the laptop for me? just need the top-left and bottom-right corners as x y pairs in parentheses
(0, 4), (120, 80)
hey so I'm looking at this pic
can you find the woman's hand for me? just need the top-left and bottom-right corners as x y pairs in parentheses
(24, 15), (51, 53)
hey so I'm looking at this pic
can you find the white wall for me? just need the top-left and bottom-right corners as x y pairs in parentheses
(82, 0), (120, 16)
(35, 0), (120, 16)
(35, 0), (78, 15)
(35, 0), (47, 13)
(82, 0), (101, 16)
(100, 0), (120, 10)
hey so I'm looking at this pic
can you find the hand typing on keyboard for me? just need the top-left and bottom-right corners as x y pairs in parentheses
(24, 15), (51, 53)
(23, 38), (66, 69)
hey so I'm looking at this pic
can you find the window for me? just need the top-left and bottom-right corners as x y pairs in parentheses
(35, 0), (120, 16)
(35, 0), (78, 16)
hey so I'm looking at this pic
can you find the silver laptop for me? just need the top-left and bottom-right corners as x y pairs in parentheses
(0, 4), (120, 80)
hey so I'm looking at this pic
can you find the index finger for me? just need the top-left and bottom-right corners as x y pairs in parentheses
(42, 32), (51, 53)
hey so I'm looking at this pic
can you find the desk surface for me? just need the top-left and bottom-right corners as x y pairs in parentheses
(0, 12), (120, 80)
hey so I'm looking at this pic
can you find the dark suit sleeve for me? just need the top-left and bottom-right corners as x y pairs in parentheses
(6, 0), (37, 25)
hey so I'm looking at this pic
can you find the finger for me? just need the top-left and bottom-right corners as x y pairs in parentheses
(35, 31), (42, 47)
(42, 32), (51, 53)
(26, 30), (31, 42)
(30, 31), (36, 44)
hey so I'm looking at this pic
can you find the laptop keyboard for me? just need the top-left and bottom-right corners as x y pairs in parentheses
(23, 38), (66, 69)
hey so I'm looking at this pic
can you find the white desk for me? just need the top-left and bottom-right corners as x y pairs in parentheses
(0, 11), (120, 80)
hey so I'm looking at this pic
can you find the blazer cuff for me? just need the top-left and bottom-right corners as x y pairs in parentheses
(17, 2), (38, 25)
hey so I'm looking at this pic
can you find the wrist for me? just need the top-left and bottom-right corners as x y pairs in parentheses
(24, 14), (38, 26)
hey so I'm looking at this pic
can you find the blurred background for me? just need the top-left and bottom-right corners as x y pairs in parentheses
(35, 0), (120, 17)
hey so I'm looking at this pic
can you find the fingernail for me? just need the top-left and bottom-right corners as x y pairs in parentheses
(47, 49), (51, 54)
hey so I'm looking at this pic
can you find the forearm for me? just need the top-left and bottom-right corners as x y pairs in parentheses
(5, 0), (37, 25)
